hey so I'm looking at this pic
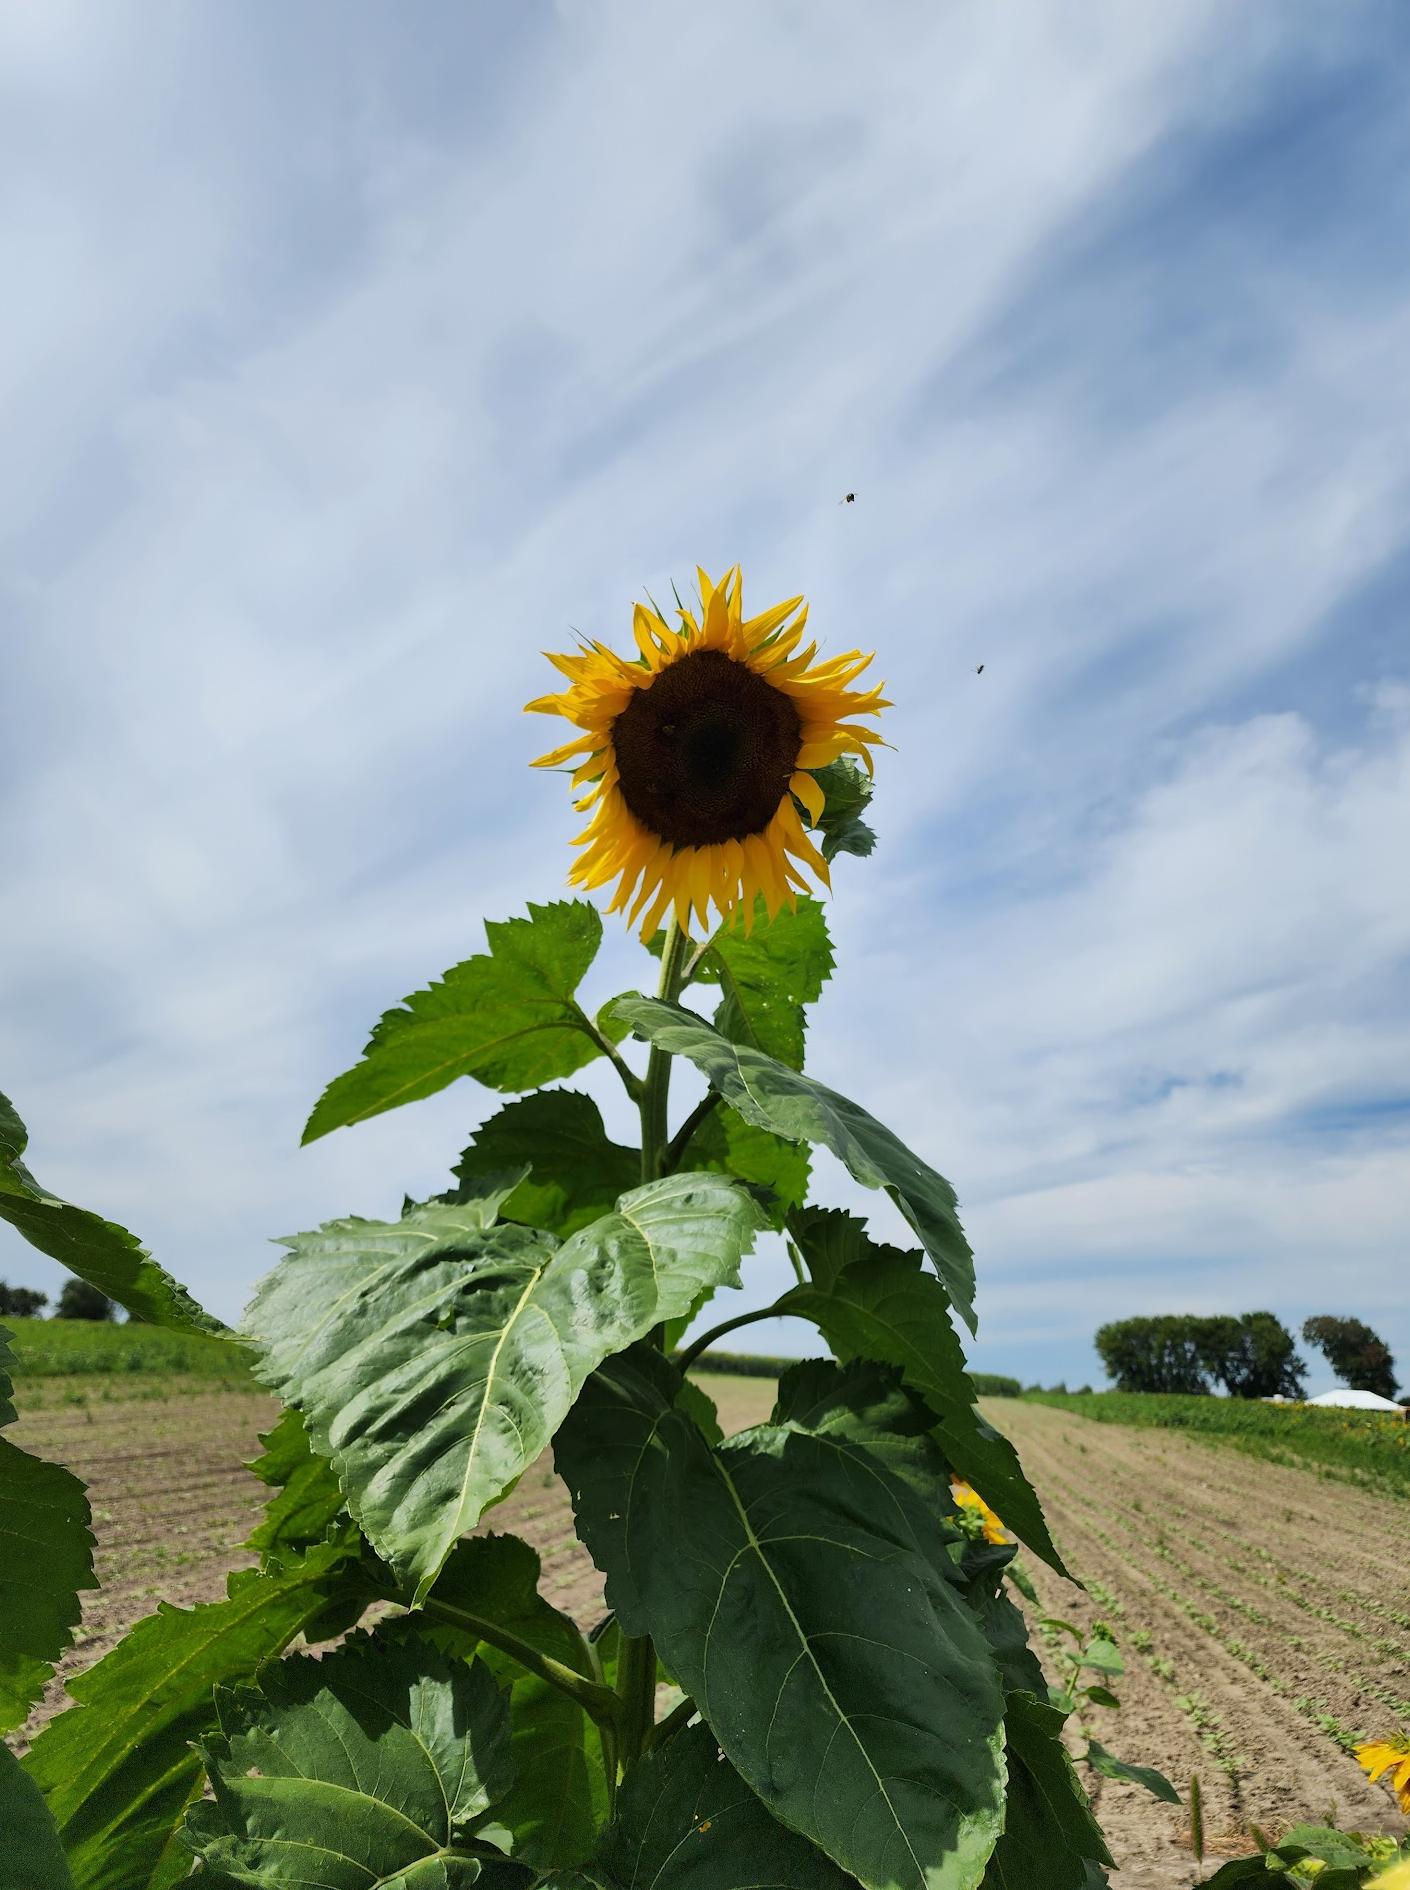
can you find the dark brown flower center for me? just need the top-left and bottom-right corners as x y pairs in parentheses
(612, 648), (802, 846)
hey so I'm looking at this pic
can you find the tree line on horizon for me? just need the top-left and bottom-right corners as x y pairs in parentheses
(1095, 1310), (1400, 1401)
(0, 1277), (118, 1320)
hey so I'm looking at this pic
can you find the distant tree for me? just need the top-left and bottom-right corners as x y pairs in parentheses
(1200, 1312), (1306, 1400)
(1098, 1312), (1306, 1398)
(0, 1281), (49, 1318)
(1302, 1316), (1400, 1400)
(1095, 1315), (1211, 1394)
(55, 1279), (117, 1321)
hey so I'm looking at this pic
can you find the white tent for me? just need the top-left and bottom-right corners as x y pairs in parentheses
(1304, 1388), (1407, 1414)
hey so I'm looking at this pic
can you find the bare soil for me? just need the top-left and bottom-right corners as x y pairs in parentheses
(13, 1374), (1407, 1888)
(989, 1397), (1410, 1887)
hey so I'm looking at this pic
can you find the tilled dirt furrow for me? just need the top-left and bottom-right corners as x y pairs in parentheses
(13, 1394), (275, 1453)
(1020, 1443), (1406, 1731)
(1019, 1483), (1397, 1864)
(1007, 1404), (1410, 1593)
(95, 1507), (260, 1556)
(992, 1400), (1410, 1878)
(1030, 1409), (1410, 1630)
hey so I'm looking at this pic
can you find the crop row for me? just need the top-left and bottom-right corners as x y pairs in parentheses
(1024, 1390), (1410, 1498)
(1033, 1454), (1401, 1753)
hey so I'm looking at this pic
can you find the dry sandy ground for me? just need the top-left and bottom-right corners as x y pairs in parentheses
(12, 1375), (1408, 1886)
(989, 1398), (1409, 1886)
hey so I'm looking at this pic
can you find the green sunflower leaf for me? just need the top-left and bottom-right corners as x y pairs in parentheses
(781, 1200), (867, 1291)
(184, 1632), (526, 1889)
(302, 901), (613, 1143)
(963, 1551), (1049, 1700)
(593, 1722), (855, 1890)
(244, 1177), (766, 1604)
(687, 1102), (811, 1227)
(1193, 1860), (1277, 1889)
(780, 1209), (1069, 1578)
(453, 1090), (639, 1238)
(700, 897), (835, 1069)
(1197, 1831), (1366, 1890)
(0, 1325), (96, 1732)
(615, 997), (978, 1333)
(983, 1694), (1113, 1890)
(1078, 1641), (1123, 1677)
(1, 1741), (75, 1890)
(768, 1354), (957, 1507)
(0, 1088), (221, 1333)
(244, 1405), (350, 1563)
(814, 758), (877, 862)
(21, 1538), (359, 1890)
(1082, 1741), (1180, 1805)
(417, 1535), (600, 1870)
(555, 1349), (1007, 1890)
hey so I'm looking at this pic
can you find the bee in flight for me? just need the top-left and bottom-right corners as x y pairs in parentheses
(975, 664), (984, 674)
(838, 491), (855, 504)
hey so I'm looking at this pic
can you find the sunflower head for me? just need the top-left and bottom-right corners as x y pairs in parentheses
(526, 567), (887, 938)
(1357, 1735), (1410, 1814)
(950, 1478), (1008, 1545)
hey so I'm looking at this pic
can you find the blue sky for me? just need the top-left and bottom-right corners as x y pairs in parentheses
(2, 2), (1407, 1392)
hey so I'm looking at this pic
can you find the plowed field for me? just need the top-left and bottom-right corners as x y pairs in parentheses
(12, 1376), (1408, 1886)
(992, 1398), (1410, 1885)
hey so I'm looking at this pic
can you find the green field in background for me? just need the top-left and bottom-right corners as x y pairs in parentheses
(1027, 1388), (1410, 1498)
(0, 1316), (252, 1380)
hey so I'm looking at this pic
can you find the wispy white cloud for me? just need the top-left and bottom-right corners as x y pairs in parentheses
(2, 3), (1407, 1392)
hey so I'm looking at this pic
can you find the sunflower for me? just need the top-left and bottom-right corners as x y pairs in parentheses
(951, 1479), (1008, 1545)
(1367, 1863), (1410, 1890)
(1357, 1735), (1410, 1814)
(526, 567), (887, 937)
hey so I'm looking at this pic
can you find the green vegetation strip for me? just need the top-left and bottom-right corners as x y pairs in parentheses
(0, 1318), (252, 1380)
(1025, 1390), (1410, 1498)
(692, 1350), (1021, 1399)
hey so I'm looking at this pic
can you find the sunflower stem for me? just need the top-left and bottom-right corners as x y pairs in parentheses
(616, 915), (694, 1774)
(661, 1089), (722, 1172)
(638, 916), (692, 1183)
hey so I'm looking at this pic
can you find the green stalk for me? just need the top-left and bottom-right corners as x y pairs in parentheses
(661, 1089), (722, 1173)
(615, 1632), (658, 1772)
(420, 1596), (620, 1725)
(572, 1001), (644, 1104)
(615, 915), (693, 1771)
(673, 1300), (790, 1375)
(638, 916), (692, 1184)
(647, 1693), (698, 1749)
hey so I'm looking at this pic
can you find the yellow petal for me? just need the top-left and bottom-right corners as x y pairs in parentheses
(532, 733), (601, 768)
(777, 799), (831, 885)
(791, 770), (826, 824)
(638, 877), (675, 941)
(742, 595), (805, 650)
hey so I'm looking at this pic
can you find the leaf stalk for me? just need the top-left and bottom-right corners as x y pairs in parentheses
(419, 1595), (620, 1726)
(646, 1693), (698, 1749)
(572, 1004), (645, 1103)
(661, 1089), (723, 1172)
(673, 1301), (791, 1376)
